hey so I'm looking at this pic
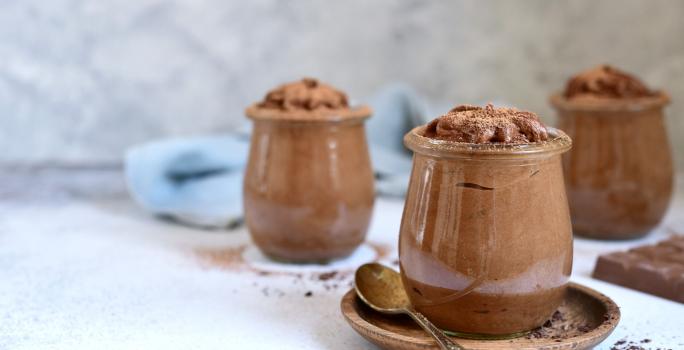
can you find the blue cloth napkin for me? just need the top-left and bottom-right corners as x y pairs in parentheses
(125, 84), (431, 229)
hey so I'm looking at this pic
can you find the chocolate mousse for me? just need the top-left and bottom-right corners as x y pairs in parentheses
(423, 104), (549, 143)
(563, 65), (657, 100)
(243, 78), (375, 262)
(246, 78), (370, 120)
(399, 104), (573, 336)
(551, 65), (673, 239)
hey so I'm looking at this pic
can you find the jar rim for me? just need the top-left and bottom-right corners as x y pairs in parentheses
(549, 91), (670, 112)
(245, 104), (372, 123)
(404, 126), (572, 159)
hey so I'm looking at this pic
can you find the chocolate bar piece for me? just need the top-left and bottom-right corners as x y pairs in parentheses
(592, 235), (684, 303)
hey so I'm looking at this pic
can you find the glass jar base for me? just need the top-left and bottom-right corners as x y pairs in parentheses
(573, 229), (651, 241)
(442, 328), (532, 340)
(263, 253), (335, 265)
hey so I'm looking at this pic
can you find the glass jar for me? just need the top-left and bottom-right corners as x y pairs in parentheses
(551, 93), (673, 239)
(243, 107), (375, 262)
(399, 126), (573, 337)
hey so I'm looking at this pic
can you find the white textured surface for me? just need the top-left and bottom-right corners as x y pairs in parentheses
(1, 172), (683, 349)
(1, 0), (684, 169)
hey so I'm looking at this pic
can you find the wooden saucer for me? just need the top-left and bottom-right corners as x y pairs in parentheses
(341, 282), (620, 350)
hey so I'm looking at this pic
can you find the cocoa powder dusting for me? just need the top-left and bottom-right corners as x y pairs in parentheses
(196, 246), (247, 271)
(564, 65), (656, 100)
(196, 243), (391, 300)
(257, 78), (349, 112)
(423, 103), (548, 144)
(525, 309), (594, 340)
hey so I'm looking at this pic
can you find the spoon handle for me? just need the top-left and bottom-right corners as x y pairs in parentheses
(406, 309), (463, 350)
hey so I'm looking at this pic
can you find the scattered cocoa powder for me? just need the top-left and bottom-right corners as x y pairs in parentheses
(196, 243), (394, 299)
(609, 338), (670, 350)
(195, 245), (247, 271)
(197, 242), (390, 278)
(318, 271), (338, 281)
(525, 310), (593, 340)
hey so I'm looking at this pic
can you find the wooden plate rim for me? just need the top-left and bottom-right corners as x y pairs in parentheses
(340, 282), (621, 349)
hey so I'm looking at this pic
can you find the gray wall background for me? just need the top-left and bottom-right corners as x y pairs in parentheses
(1, 0), (682, 168)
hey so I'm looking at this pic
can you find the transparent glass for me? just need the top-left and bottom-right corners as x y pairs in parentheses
(243, 113), (375, 263)
(399, 126), (573, 337)
(551, 93), (673, 239)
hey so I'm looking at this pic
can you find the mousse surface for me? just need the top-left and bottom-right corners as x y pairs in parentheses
(423, 104), (549, 144)
(246, 78), (370, 120)
(258, 78), (349, 111)
(563, 65), (656, 100)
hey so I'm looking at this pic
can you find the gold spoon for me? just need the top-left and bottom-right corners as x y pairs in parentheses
(354, 263), (464, 350)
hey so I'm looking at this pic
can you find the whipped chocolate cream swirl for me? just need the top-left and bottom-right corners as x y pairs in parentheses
(564, 65), (656, 99)
(258, 78), (349, 111)
(423, 104), (549, 144)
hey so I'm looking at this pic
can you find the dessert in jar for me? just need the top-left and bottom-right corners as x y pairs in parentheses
(244, 78), (375, 262)
(399, 104), (573, 337)
(550, 65), (673, 239)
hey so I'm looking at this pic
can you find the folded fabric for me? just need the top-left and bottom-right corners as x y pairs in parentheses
(125, 84), (430, 229)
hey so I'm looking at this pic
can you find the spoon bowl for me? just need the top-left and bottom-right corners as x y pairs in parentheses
(354, 262), (410, 313)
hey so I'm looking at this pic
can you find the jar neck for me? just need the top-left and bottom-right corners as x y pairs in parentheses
(404, 126), (572, 161)
(549, 92), (670, 113)
(245, 104), (371, 123)
(251, 118), (367, 130)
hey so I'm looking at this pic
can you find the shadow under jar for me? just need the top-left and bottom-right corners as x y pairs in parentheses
(399, 126), (573, 337)
(551, 93), (673, 239)
(243, 107), (375, 263)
